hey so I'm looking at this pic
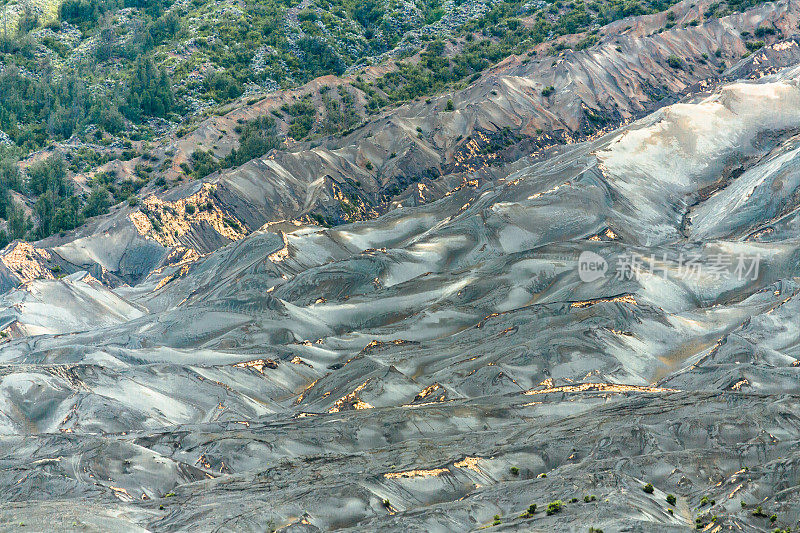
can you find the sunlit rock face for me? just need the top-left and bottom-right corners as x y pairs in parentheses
(3, 5), (800, 533)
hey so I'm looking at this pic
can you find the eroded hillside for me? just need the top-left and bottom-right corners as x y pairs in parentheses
(0, 0), (799, 531)
(0, 11), (798, 529)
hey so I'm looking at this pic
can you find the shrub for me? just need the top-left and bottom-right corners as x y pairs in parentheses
(546, 500), (563, 515)
(445, 99), (454, 111)
(754, 26), (776, 37)
(642, 483), (654, 494)
(509, 467), (519, 476)
(224, 116), (281, 168)
(745, 40), (765, 51)
(541, 85), (555, 97)
(667, 55), (683, 69)
(666, 494), (676, 505)
(584, 495), (597, 502)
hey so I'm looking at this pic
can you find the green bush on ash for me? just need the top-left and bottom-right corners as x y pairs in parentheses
(745, 40), (765, 51)
(754, 26), (776, 37)
(519, 503), (537, 518)
(699, 495), (714, 506)
(223, 217), (241, 231)
(283, 99), (317, 140)
(189, 150), (220, 179)
(667, 55), (683, 69)
(546, 500), (563, 515)
(225, 116), (282, 168)
(320, 87), (361, 135)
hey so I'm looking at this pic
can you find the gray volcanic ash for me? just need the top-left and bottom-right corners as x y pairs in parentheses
(0, 61), (799, 531)
(2, 0), (800, 531)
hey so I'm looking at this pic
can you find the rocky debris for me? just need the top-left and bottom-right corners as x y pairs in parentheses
(0, 241), (56, 288)
(129, 183), (247, 249)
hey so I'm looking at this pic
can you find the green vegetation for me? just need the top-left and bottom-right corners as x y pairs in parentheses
(184, 116), (281, 178)
(666, 494), (676, 505)
(546, 500), (563, 515)
(667, 55), (683, 69)
(226, 116), (281, 167)
(745, 40), (765, 51)
(124, 58), (175, 121)
(26, 155), (89, 238)
(0, 0), (780, 241)
(283, 99), (318, 140)
(519, 503), (536, 518)
(642, 483), (654, 494)
(320, 87), (361, 135)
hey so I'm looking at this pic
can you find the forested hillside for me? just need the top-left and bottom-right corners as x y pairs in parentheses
(0, 0), (774, 246)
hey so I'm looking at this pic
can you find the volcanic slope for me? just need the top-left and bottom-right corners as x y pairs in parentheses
(0, 55), (798, 531)
(6, 0), (800, 293)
